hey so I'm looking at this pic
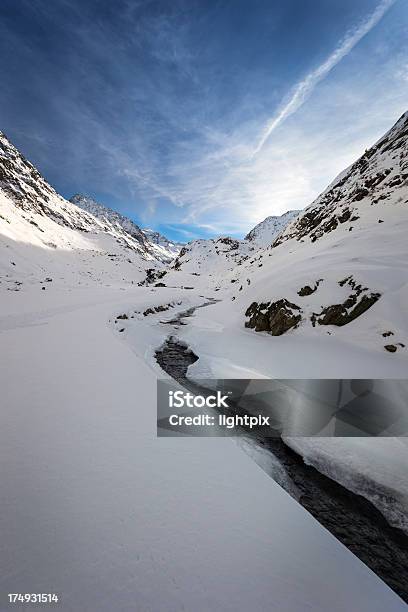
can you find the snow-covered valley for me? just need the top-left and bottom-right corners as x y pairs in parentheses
(1, 283), (407, 611)
(1, 111), (408, 610)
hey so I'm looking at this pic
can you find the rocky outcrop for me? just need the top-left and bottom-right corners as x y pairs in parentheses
(245, 299), (302, 335)
(138, 268), (167, 286)
(297, 279), (323, 297)
(312, 292), (381, 327)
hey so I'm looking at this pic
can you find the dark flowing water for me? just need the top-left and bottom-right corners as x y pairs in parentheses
(155, 302), (408, 604)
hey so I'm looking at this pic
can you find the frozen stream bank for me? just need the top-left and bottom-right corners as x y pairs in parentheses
(155, 302), (408, 604)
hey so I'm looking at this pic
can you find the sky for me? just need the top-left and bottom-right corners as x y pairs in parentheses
(0, 0), (407, 241)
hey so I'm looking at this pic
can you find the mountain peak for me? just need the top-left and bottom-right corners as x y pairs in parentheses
(273, 109), (408, 247)
(245, 210), (300, 246)
(70, 194), (182, 262)
(70, 194), (146, 246)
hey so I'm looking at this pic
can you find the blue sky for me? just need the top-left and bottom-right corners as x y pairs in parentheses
(0, 0), (407, 241)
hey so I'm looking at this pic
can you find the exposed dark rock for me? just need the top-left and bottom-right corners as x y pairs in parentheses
(298, 285), (316, 297)
(387, 175), (403, 187)
(384, 345), (397, 353)
(352, 187), (369, 202)
(143, 303), (177, 316)
(364, 169), (391, 189)
(382, 331), (394, 337)
(316, 292), (381, 327)
(297, 279), (323, 297)
(139, 268), (167, 286)
(338, 208), (352, 223)
(347, 292), (381, 321)
(172, 247), (189, 270)
(117, 313), (128, 320)
(216, 236), (239, 250)
(315, 304), (347, 326)
(338, 276), (366, 295)
(245, 299), (302, 335)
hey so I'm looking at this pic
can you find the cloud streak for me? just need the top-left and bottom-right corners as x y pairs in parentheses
(1, 0), (406, 240)
(252, 0), (396, 156)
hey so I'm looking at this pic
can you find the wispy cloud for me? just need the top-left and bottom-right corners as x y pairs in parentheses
(72, 0), (407, 237)
(125, 0), (402, 235)
(252, 0), (397, 156)
(2, 0), (406, 240)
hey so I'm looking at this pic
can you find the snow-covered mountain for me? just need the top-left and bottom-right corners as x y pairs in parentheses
(161, 214), (299, 289)
(245, 210), (300, 246)
(70, 194), (147, 246)
(70, 194), (182, 263)
(167, 236), (251, 289)
(141, 227), (183, 262)
(274, 111), (408, 247)
(163, 111), (408, 357)
(236, 110), (408, 343)
(0, 131), (165, 291)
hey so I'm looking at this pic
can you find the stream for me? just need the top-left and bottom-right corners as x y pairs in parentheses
(155, 300), (408, 604)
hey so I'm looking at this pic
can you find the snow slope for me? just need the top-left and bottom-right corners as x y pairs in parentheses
(70, 193), (147, 246)
(245, 209), (300, 246)
(142, 227), (183, 262)
(161, 211), (299, 291)
(0, 191), (158, 291)
(161, 236), (253, 293)
(70, 194), (182, 263)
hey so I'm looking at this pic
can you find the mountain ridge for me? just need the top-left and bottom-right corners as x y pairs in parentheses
(70, 194), (183, 263)
(245, 210), (300, 246)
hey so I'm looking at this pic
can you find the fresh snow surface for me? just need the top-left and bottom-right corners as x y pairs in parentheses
(0, 285), (405, 612)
